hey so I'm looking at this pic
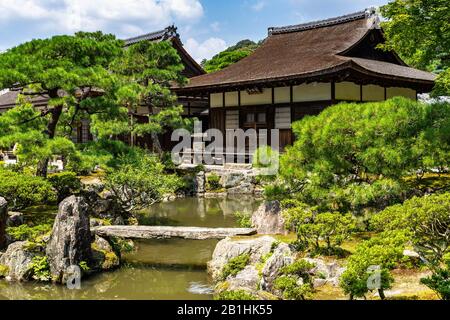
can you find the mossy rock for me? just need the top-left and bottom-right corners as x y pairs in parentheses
(0, 264), (9, 278)
(91, 236), (120, 271)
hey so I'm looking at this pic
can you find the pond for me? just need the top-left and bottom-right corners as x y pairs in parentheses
(0, 196), (261, 300)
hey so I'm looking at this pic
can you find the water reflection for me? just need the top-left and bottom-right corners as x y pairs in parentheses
(0, 196), (261, 300)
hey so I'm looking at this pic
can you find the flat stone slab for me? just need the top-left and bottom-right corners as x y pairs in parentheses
(91, 226), (257, 240)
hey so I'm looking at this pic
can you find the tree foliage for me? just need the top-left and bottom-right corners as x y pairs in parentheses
(104, 149), (183, 212)
(381, 0), (450, 96)
(92, 40), (191, 149)
(0, 32), (123, 177)
(0, 167), (56, 210)
(0, 32), (189, 176)
(372, 193), (450, 268)
(283, 201), (355, 253)
(270, 98), (450, 215)
(202, 39), (261, 73)
(339, 231), (409, 300)
(371, 193), (450, 300)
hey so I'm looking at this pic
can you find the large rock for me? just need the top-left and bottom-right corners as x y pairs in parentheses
(91, 236), (120, 271)
(303, 258), (346, 287)
(208, 236), (277, 281)
(195, 171), (206, 194)
(223, 173), (245, 189)
(227, 266), (260, 292)
(83, 190), (125, 225)
(0, 197), (8, 249)
(251, 201), (287, 235)
(6, 212), (24, 227)
(46, 196), (92, 283)
(0, 241), (35, 281)
(261, 243), (295, 291)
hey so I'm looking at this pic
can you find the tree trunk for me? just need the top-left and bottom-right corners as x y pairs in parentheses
(378, 289), (386, 300)
(151, 132), (163, 154)
(36, 104), (63, 178)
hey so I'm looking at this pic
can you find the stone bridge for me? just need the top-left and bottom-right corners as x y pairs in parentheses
(91, 226), (257, 240)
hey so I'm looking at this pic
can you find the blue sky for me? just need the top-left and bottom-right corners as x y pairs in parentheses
(0, 0), (390, 61)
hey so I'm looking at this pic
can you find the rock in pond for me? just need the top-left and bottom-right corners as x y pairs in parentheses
(46, 196), (92, 283)
(208, 236), (277, 281)
(0, 197), (8, 249)
(0, 241), (36, 281)
(251, 201), (287, 235)
(91, 236), (120, 271)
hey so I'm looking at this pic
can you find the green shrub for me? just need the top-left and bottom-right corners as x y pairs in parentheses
(234, 211), (253, 228)
(48, 171), (82, 202)
(30, 256), (51, 282)
(274, 98), (450, 214)
(253, 146), (279, 170)
(79, 261), (90, 272)
(274, 275), (314, 300)
(281, 260), (315, 279)
(215, 290), (257, 301)
(339, 230), (409, 300)
(283, 203), (356, 254)
(371, 193), (450, 300)
(221, 254), (250, 280)
(109, 237), (135, 254)
(105, 151), (183, 212)
(0, 169), (57, 210)
(6, 224), (52, 243)
(420, 261), (450, 300)
(206, 173), (222, 191)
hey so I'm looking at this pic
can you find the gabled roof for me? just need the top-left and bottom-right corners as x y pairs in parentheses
(123, 26), (205, 77)
(0, 89), (49, 112)
(177, 9), (436, 93)
(123, 26), (179, 47)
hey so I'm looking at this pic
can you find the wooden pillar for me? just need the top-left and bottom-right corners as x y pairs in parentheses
(331, 81), (336, 104)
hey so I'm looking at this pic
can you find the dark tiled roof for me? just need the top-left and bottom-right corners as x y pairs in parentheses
(268, 10), (368, 35)
(0, 90), (49, 110)
(179, 10), (435, 91)
(123, 25), (179, 46)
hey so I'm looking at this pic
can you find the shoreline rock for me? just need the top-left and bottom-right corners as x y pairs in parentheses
(0, 241), (36, 281)
(46, 196), (92, 284)
(251, 201), (287, 235)
(0, 197), (8, 249)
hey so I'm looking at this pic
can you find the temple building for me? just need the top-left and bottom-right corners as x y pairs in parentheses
(175, 9), (436, 151)
(0, 9), (437, 156)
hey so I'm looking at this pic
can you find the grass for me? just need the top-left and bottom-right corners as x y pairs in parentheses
(313, 268), (440, 301)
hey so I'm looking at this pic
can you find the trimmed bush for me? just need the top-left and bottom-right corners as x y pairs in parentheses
(0, 169), (56, 209)
(221, 254), (250, 280)
(48, 171), (82, 202)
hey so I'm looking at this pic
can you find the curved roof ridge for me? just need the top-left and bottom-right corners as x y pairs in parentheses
(123, 25), (179, 46)
(268, 8), (375, 36)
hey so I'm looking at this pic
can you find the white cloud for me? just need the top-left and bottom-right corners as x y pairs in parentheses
(210, 21), (221, 32)
(0, 0), (204, 35)
(185, 37), (227, 62)
(251, 1), (266, 11)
